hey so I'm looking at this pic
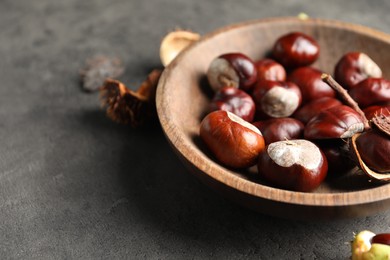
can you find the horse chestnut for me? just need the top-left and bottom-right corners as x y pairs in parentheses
(209, 87), (256, 122)
(207, 53), (257, 92)
(293, 97), (342, 124)
(257, 139), (328, 192)
(272, 32), (319, 68)
(252, 80), (302, 118)
(304, 105), (365, 139)
(349, 78), (390, 108)
(287, 67), (336, 103)
(334, 52), (382, 89)
(315, 139), (355, 174)
(253, 118), (304, 144)
(255, 58), (286, 81)
(200, 110), (265, 168)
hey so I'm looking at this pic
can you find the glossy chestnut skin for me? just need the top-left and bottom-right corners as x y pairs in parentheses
(207, 53), (258, 92)
(315, 139), (355, 174)
(293, 97), (342, 124)
(355, 129), (390, 173)
(363, 103), (390, 120)
(287, 67), (336, 104)
(200, 110), (265, 168)
(272, 32), (319, 68)
(253, 118), (304, 144)
(304, 105), (364, 139)
(209, 87), (256, 122)
(372, 234), (390, 246)
(334, 52), (382, 89)
(257, 139), (328, 192)
(255, 58), (286, 81)
(349, 78), (390, 108)
(252, 80), (302, 118)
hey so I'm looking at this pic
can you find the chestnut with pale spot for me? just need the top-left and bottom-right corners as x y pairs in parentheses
(252, 80), (302, 118)
(200, 110), (265, 168)
(207, 53), (258, 92)
(257, 139), (328, 192)
(334, 52), (382, 89)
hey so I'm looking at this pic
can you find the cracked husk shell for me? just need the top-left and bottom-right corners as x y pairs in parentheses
(160, 30), (200, 67)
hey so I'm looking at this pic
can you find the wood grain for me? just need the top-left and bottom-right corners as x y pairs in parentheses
(156, 17), (390, 219)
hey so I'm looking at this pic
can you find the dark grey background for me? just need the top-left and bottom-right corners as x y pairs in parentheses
(1, 0), (389, 259)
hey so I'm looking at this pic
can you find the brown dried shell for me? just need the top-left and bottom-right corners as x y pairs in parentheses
(160, 30), (200, 67)
(350, 133), (390, 181)
(100, 69), (162, 127)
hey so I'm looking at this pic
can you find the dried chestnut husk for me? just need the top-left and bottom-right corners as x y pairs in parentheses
(363, 103), (390, 120)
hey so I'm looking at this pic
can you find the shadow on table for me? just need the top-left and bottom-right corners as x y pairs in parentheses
(76, 107), (384, 259)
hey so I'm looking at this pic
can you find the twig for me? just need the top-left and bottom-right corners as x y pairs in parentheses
(321, 73), (370, 130)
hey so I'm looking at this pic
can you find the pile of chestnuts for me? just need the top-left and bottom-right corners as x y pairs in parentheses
(199, 31), (390, 192)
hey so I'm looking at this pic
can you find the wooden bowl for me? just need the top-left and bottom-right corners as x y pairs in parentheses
(156, 17), (390, 219)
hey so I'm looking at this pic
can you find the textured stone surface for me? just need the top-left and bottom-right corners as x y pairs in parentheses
(1, 0), (390, 258)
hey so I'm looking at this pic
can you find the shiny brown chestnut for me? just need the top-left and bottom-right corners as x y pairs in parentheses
(349, 78), (390, 108)
(252, 80), (302, 118)
(272, 32), (319, 68)
(315, 139), (355, 174)
(255, 58), (286, 82)
(355, 129), (390, 173)
(257, 139), (328, 192)
(363, 103), (390, 120)
(209, 87), (256, 122)
(304, 105), (364, 139)
(293, 97), (342, 124)
(253, 118), (304, 144)
(334, 52), (382, 89)
(207, 52), (258, 92)
(287, 67), (336, 103)
(200, 110), (265, 168)
(372, 234), (390, 246)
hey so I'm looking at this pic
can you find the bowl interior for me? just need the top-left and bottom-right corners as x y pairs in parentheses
(156, 18), (390, 210)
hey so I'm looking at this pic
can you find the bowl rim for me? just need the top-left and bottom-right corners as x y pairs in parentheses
(156, 17), (390, 207)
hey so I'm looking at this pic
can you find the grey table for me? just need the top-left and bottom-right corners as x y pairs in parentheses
(1, 0), (389, 259)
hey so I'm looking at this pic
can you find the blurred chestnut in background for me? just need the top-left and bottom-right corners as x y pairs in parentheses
(252, 80), (302, 118)
(287, 67), (336, 104)
(207, 52), (257, 92)
(255, 58), (286, 81)
(304, 105), (364, 139)
(209, 87), (256, 122)
(253, 118), (304, 144)
(348, 78), (390, 108)
(257, 139), (328, 192)
(334, 52), (382, 89)
(200, 110), (265, 168)
(293, 97), (342, 124)
(272, 32), (319, 68)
